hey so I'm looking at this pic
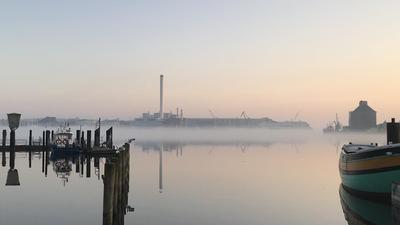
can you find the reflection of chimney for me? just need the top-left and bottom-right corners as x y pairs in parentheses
(159, 144), (163, 193)
(160, 75), (164, 120)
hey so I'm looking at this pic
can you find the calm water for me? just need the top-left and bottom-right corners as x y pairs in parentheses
(0, 127), (390, 225)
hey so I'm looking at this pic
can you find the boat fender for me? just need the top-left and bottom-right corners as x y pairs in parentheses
(56, 139), (62, 144)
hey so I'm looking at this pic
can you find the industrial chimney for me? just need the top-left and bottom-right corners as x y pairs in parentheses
(160, 75), (164, 120)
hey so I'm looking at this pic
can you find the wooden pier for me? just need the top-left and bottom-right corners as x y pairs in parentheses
(0, 127), (132, 157)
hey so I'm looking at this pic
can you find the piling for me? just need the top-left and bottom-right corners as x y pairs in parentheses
(387, 118), (400, 144)
(76, 130), (81, 146)
(29, 130), (32, 168)
(10, 130), (16, 169)
(81, 132), (85, 148)
(80, 154), (84, 176)
(86, 156), (91, 178)
(103, 162), (115, 225)
(2, 130), (6, 167)
(106, 127), (113, 149)
(45, 131), (50, 176)
(102, 143), (131, 225)
(75, 157), (80, 173)
(42, 131), (45, 147)
(94, 128), (100, 147)
(51, 130), (54, 142)
(87, 130), (92, 151)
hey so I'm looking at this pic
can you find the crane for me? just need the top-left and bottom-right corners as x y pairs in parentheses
(209, 109), (217, 119)
(239, 111), (250, 119)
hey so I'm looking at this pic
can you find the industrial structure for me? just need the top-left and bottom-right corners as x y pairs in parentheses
(348, 101), (377, 131)
(132, 75), (311, 129)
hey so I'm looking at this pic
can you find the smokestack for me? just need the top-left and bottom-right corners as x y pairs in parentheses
(160, 75), (164, 119)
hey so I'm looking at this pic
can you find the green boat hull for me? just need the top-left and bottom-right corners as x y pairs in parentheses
(341, 169), (400, 194)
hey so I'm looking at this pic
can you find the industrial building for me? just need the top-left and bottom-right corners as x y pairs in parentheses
(133, 75), (311, 129)
(348, 101), (377, 130)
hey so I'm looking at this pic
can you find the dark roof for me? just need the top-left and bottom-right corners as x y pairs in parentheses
(352, 101), (376, 113)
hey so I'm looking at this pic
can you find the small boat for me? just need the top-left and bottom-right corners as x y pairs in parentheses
(339, 142), (400, 199)
(53, 125), (74, 147)
(50, 124), (81, 156)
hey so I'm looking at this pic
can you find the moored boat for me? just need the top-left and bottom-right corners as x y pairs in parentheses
(339, 142), (400, 199)
(339, 118), (400, 200)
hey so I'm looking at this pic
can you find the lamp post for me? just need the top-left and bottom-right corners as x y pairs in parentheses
(6, 113), (21, 186)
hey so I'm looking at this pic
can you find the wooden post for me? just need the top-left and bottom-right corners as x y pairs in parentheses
(2, 130), (6, 146)
(87, 130), (92, 151)
(29, 130), (32, 168)
(29, 130), (32, 146)
(76, 130), (81, 146)
(75, 157), (80, 173)
(94, 128), (100, 147)
(51, 130), (54, 142)
(45, 131), (50, 176)
(42, 131), (45, 147)
(80, 154), (84, 176)
(106, 127), (113, 149)
(81, 132), (85, 149)
(103, 162), (115, 225)
(86, 156), (91, 178)
(2, 130), (6, 167)
(10, 130), (15, 169)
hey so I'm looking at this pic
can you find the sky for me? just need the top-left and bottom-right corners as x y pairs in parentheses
(0, 0), (399, 127)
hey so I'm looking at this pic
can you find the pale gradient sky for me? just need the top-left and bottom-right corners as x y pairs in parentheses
(1, 1), (399, 127)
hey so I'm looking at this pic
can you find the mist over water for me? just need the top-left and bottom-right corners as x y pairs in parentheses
(0, 125), (389, 224)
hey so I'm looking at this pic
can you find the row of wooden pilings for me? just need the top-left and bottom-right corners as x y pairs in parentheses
(103, 143), (130, 225)
(1, 127), (113, 150)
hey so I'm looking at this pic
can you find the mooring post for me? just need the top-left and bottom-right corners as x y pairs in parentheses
(106, 127), (113, 149)
(94, 128), (100, 147)
(29, 130), (32, 147)
(75, 157), (80, 173)
(42, 131), (45, 147)
(10, 129), (15, 169)
(113, 157), (120, 222)
(45, 130), (50, 176)
(86, 156), (91, 178)
(80, 154), (84, 176)
(2, 130), (6, 167)
(81, 132), (85, 149)
(387, 118), (400, 144)
(51, 130), (54, 142)
(87, 130), (92, 151)
(76, 130), (81, 146)
(103, 162), (115, 225)
(29, 130), (32, 168)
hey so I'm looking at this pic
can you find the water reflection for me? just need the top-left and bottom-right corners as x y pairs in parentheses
(1, 145), (132, 225)
(340, 184), (397, 225)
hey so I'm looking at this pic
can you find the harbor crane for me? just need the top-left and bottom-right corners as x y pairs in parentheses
(209, 109), (217, 119)
(239, 111), (250, 119)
